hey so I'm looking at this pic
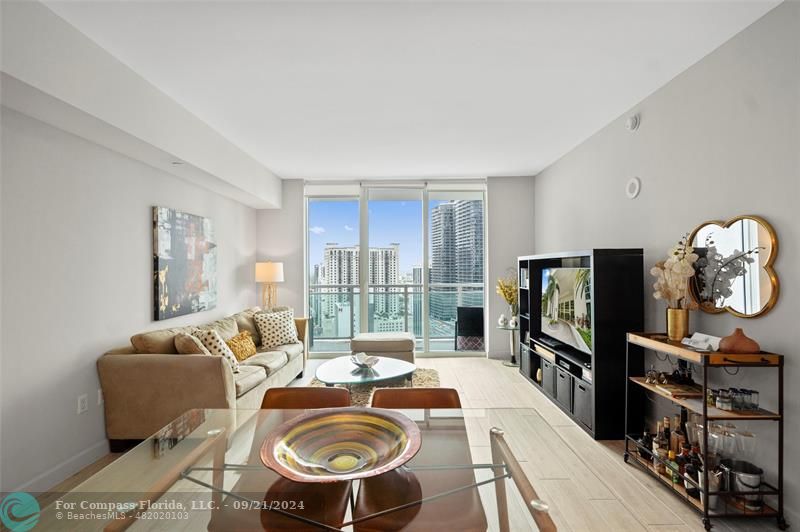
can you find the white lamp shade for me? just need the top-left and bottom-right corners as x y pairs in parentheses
(255, 262), (284, 283)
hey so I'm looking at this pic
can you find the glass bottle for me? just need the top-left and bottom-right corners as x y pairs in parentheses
(667, 450), (681, 483)
(684, 463), (700, 499)
(653, 421), (668, 474)
(676, 442), (691, 475)
(637, 430), (652, 460)
(663, 416), (671, 450)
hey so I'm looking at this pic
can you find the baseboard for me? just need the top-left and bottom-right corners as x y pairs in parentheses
(12, 439), (108, 494)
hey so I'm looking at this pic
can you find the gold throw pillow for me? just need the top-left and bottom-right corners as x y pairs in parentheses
(226, 331), (258, 361)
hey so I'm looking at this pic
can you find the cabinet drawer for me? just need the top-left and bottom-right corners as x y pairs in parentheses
(520, 345), (531, 379)
(541, 359), (555, 397)
(573, 379), (593, 429)
(555, 367), (572, 411)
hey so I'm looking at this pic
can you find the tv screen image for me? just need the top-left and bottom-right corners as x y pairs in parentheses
(540, 267), (592, 355)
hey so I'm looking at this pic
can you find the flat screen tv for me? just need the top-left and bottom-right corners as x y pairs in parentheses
(540, 267), (592, 355)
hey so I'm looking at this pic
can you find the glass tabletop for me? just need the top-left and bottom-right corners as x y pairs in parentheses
(315, 355), (416, 385)
(35, 408), (556, 531)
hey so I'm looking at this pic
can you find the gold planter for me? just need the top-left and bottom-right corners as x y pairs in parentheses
(666, 308), (690, 341)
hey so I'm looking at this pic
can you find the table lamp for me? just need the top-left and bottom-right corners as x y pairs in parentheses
(255, 261), (284, 309)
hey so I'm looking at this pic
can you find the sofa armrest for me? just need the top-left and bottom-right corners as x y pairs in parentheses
(294, 317), (309, 364)
(97, 353), (235, 440)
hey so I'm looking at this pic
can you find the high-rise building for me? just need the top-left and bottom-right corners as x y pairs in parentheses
(320, 243), (400, 318)
(429, 200), (484, 320)
(411, 265), (424, 337)
(455, 200), (484, 307)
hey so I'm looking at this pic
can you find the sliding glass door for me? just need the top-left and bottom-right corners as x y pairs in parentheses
(306, 184), (485, 355)
(428, 191), (485, 351)
(307, 198), (360, 352)
(366, 188), (424, 351)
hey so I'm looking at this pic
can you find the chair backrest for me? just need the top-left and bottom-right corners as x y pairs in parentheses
(456, 306), (484, 337)
(370, 388), (462, 409)
(261, 387), (350, 409)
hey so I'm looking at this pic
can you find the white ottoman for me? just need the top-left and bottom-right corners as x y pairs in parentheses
(350, 332), (416, 364)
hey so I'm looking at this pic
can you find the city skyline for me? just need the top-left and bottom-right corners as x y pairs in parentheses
(307, 198), (483, 280)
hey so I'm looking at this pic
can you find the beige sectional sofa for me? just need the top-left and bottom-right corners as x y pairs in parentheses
(97, 307), (307, 448)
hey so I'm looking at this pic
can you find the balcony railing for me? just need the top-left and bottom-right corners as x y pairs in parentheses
(308, 283), (484, 353)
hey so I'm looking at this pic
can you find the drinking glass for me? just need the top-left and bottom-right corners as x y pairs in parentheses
(737, 431), (757, 461)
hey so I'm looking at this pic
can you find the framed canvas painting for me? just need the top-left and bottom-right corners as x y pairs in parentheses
(153, 206), (217, 320)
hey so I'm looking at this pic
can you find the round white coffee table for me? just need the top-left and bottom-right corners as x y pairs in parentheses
(316, 356), (416, 388)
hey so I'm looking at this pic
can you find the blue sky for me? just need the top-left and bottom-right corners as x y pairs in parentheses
(308, 199), (449, 275)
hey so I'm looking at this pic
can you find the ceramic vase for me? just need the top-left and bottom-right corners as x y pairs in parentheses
(498, 314), (508, 327)
(509, 316), (519, 328)
(666, 308), (689, 341)
(719, 328), (760, 354)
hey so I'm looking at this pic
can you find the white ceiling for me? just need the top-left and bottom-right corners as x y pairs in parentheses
(44, 1), (779, 180)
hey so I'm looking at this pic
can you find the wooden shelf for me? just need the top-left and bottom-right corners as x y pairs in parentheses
(629, 377), (780, 420)
(627, 333), (782, 366)
(627, 449), (778, 518)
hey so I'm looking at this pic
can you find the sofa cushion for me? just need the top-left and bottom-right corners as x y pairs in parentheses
(243, 351), (289, 375)
(269, 342), (304, 361)
(131, 326), (192, 354)
(199, 316), (239, 341)
(174, 332), (211, 355)
(195, 329), (240, 373)
(234, 366), (267, 397)
(255, 309), (298, 349)
(227, 331), (258, 361)
(232, 307), (263, 346)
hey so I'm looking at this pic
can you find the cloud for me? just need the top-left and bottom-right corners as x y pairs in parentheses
(309, 226), (326, 235)
(344, 225), (354, 231)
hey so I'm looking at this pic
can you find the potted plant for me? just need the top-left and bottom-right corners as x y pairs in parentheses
(651, 235), (699, 341)
(496, 273), (519, 326)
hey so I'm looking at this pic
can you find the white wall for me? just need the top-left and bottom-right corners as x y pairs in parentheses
(0, 108), (258, 492)
(1, 0), (282, 209)
(533, 2), (799, 520)
(256, 180), (306, 314)
(486, 176), (535, 359)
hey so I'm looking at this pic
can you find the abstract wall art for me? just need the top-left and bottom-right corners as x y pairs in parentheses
(153, 206), (217, 320)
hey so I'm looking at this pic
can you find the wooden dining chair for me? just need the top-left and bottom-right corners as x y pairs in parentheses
(208, 387), (353, 531)
(370, 387), (462, 409)
(261, 386), (350, 409)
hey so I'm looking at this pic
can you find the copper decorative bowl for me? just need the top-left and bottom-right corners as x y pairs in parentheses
(260, 407), (421, 483)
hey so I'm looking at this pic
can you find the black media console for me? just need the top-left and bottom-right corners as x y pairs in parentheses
(517, 249), (644, 439)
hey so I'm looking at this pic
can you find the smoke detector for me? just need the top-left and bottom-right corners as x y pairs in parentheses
(625, 114), (640, 131)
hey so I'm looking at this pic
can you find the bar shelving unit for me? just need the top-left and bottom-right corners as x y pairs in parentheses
(623, 332), (787, 531)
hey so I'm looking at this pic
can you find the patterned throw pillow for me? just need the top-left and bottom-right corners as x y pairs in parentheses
(195, 329), (240, 373)
(254, 309), (299, 350)
(226, 331), (258, 361)
(174, 331), (211, 355)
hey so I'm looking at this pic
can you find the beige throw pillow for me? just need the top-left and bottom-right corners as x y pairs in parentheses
(254, 309), (298, 350)
(198, 316), (239, 341)
(174, 332), (211, 355)
(195, 329), (240, 372)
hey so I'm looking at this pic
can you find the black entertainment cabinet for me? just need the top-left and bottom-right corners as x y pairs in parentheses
(517, 249), (644, 439)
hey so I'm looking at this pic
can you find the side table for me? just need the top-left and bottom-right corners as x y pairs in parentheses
(497, 325), (519, 367)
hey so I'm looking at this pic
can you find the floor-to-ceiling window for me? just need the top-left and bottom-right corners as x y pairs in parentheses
(307, 197), (360, 353)
(428, 190), (485, 352)
(306, 183), (485, 355)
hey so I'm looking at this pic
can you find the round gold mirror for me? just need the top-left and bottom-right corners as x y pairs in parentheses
(688, 215), (778, 318)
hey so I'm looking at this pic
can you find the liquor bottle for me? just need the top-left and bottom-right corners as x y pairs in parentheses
(636, 430), (652, 460)
(689, 443), (703, 469)
(671, 414), (684, 453)
(676, 442), (691, 475)
(684, 463), (700, 498)
(663, 416), (671, 449)
(666, 451), (681, 483)
(653, 421), (668, 474)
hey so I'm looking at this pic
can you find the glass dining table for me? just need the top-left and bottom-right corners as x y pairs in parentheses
(36, 408), (556, 531)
